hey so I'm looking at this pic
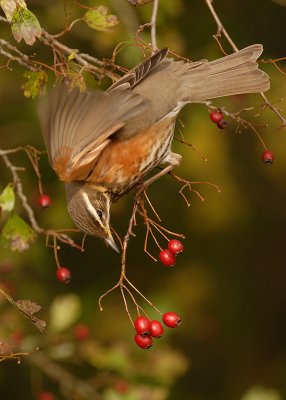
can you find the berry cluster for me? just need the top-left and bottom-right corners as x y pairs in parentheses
(134, 312), (181, 349)
(209, 109), (227, 129)
(159, 239), (184, 267)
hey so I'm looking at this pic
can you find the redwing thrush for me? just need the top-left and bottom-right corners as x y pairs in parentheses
(39, 45), (270, 252)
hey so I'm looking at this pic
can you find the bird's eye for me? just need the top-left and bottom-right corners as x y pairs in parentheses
(96, 209), (103, 220)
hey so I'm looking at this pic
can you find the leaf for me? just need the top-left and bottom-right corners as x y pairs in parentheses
(16, 299), (46, 332)
(0, 0), (27, 21)
(49, 294), (81, 333)
(22, 70), (48, 99)
(65, 74), (86, 92)
(83, 6), (119, 32)
(240, 385), (282, 400)
(16, 299), (42, 315)
(0, 184), (15, 212)
(67, 49), (79, 62)
(0, 289), (46, 333)
(0, 214), (36, 252)
(11, 5), (41, 45)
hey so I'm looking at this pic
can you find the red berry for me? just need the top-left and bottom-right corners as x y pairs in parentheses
(56, 267), (71, 284)
(159, 249), (176, 267)
(209, 110), (224, 123)
(217, 119), (227, 129)
(10, 330), (24, 344)
(38, 392), (55, 400)
(261, 150), (274, 165)
(114, 379), (129, 394)
(39, 194), (51, 208)
(162, 312), (181, 328)
(168, 239), (184, 255)
(134, 316), (151, 334)
(73, 324), (90, 341)
(150, 320), (164, 338)
(134, 333), (153, 349)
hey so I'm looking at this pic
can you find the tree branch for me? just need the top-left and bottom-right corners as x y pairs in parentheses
(0, 39), (40, 71)
(150, 0), (159, 51)
(0, 15), (120, 81)
(28, 351), (102, 400)
(0, 149), (43, 234)
(204, 0), (286, 128)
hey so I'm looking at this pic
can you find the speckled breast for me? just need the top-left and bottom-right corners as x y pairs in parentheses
(88, 116), (176, 201)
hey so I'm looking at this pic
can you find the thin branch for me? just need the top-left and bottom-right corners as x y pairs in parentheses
(204, 0), (286, 128)
(120, 285), (133, 325)
(0, 45), (39, 71)
(124, 276), (162, 315)
(204, 0), (237, 50)
(150, 0), (159, 52)
(144, 191), (161, 222)
(0, 148), (84, 253)
(0, 149), (43, 234)
(0, 16), (120, 81)
(41, 30), (119, 81)
(28, 351), (102, 400)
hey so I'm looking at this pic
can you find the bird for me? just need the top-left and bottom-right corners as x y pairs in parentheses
(39, 44), (270, 252)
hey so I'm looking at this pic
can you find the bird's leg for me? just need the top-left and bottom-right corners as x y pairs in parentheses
(135, 152), (182, 197)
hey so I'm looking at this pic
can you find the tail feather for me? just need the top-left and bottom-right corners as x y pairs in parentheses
(186, 44), (270, 101)
(206, 44), (263, 71)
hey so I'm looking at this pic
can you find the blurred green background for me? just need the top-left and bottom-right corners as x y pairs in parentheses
(1, 0), (286, 399)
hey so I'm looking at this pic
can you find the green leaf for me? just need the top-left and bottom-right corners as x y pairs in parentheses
(83, 6), (119, 32)
(67, 49), (79, 62)
(0, 0), (27, 21)
(11, 5), (41, 45)
(22, 70), (48, 99)
(0, 214), (36, 252)
(0, 184), (15, 212)
(64, 74), (86, 92)
(240, 385), (282, 400)
(49, 294), (81, 333)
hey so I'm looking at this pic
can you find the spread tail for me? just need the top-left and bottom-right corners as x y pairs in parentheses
(185, 44), (270, 101)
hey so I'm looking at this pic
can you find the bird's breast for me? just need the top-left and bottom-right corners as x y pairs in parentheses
(87, 116), (176, 198)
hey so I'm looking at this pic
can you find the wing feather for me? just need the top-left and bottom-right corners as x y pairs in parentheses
(39, 84), (147, 181)
(107, 48), (168, 92)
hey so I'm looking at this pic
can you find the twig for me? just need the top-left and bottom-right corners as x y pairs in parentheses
(204, 0), (237, 50)
(143, 191), (161, 222)
(120, 284), (133, 325)
(28, 351), (102, 400)
(124, 275), (162, 315)
(0, 149), (43, 234)
(0, 45), (39, 72)
(41, 30), (119, 81)
(0, 16), (120, 81)
(204, 0), (286, 128)
(0, 147), (84, 256)
(150, 0), (159, 52)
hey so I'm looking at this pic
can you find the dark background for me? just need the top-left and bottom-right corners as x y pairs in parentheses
(1, 1), (286, 399)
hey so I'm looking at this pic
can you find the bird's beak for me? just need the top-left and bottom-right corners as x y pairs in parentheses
(106, 232), (120, 253)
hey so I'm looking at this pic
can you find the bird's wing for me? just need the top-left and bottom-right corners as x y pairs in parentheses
(107, 48), (169, 92)
(39, 84), (147, 182)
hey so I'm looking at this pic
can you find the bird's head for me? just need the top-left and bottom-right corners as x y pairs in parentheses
(65, 181), (119, 252)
